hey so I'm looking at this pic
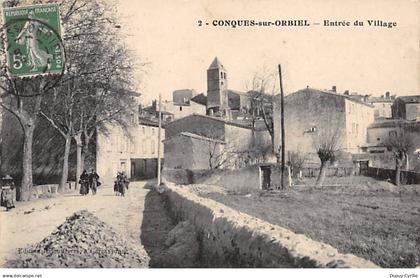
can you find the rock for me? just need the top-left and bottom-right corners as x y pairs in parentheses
(6, 210), (150, 268)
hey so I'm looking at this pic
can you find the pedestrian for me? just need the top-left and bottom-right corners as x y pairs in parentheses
(1, 175), (16, 211)
(79, 170), (89, 196)
(115, 172), (128, 197)
(121, 171), (130, 191)
(89, 169), (100, 195)
(114, 172), (120, 196)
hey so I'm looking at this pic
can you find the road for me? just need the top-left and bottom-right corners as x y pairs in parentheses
(0, 180), (154, 267)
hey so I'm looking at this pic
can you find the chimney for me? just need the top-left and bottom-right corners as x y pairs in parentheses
(385, 91), (390, 99)
(344, 90), (349, 96)
(332, 86), (337, 93)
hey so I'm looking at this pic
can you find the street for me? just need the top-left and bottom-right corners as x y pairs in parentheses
(0, 181), (155, 267)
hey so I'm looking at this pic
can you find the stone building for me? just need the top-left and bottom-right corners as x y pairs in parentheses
(368, 92), (395, 119)
(163, 132), (226, 170)
(392, 95), (420, 121)
(359, 119), (420, 170)
(163, 114), (271, 170)
(206, 57), (251, 119)
(273, 87), (375, 159)
(96, 117), (164, 182)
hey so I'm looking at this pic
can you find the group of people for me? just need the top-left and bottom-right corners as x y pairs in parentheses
(1, 169), (131, 209)
(114, 171), (130, 196)
(1, 175), (16, 211)
(79, 169), (101, 196)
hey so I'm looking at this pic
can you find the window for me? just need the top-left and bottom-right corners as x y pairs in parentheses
(220, 72), (223, 79)
(151, 140), (155, 154)
(389, 130), (397, 137)
(179, 106), (183, 111)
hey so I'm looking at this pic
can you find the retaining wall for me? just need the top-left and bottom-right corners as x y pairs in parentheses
(163, 182), (378, 268)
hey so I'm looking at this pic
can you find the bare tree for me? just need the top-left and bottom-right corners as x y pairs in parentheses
(40, 0), (139, 188)
(207, 140), (229, 169)
(288, 151), (306, 178)
(0, 0), (64, 200)
(383, 132), (413, 186)
(312, 122), (342, 186)
(245, 72), (277, 153)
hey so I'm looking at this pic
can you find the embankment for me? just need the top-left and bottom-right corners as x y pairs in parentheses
(163, 182), (378, 268)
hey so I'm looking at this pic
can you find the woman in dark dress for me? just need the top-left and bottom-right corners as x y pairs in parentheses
(79, 170), (89, 195)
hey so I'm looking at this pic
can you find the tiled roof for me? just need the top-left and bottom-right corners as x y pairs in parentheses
(208, 57), (225, 70)
(395, 95), (420, 103)
(164, 113), (266, 131)
(286, 87), (375, 108)
(163, 132), (226, 144)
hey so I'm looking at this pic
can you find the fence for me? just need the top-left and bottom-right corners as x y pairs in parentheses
(300, 167), (355, 178)
(366, 167), (420, 185)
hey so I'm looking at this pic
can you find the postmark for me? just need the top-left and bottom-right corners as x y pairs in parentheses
(2, 4), (65, 78)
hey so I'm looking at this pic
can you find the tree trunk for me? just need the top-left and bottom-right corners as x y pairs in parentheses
(74, 133), (83, 187)
(405, 154), (410, 171)
(316, 160), (328, 186)
(59, 134), (71, 192)
(20, 123), (35, 201)
(395, 158), (401, 186)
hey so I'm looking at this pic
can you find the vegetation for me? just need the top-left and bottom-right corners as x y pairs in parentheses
(198, 179), (420, 268)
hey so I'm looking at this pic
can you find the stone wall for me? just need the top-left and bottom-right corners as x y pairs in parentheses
(163, 183), (378, 268)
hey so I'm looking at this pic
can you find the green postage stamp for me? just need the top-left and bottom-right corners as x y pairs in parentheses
(3, 4), (64, 77)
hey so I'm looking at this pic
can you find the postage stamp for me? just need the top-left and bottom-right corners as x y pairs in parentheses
(2, 4), (64, 77)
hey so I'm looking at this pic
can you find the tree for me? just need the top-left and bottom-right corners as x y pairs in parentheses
(245, 72), (277, 153)
(288, 151), (306, 179)
(40, 0), (139, 189)
(312, 122), (342, 186)
(384, 132), (413, 186)
(0, 0), (64, 200)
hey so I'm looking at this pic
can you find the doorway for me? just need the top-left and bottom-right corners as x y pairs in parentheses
(260, 166), (271, 190)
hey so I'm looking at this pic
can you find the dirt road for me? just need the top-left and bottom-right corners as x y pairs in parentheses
(0, 181), (152, 266)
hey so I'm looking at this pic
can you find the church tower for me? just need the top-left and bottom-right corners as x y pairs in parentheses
(207, 57), (229, 117)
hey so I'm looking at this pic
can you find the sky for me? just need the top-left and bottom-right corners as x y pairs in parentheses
(116, 0), (419, 103)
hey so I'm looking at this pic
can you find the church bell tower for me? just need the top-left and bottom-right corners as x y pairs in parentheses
(206, 57), (229, 117)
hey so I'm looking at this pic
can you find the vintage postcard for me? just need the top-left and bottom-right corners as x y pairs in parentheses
(0, 0), (419, 276)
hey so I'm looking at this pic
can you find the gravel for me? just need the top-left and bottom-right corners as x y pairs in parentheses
(6, 210), (150, 268)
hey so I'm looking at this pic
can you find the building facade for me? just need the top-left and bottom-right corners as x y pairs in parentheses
(392, 95), (420, 121)
(163, 114), (271, 170)
(273, 88), (375, 160)
(96, 118), (164, 182)
(368, 92), (395, 119)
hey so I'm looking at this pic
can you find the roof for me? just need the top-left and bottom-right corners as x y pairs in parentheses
(394, 95), (420, 104)
(164, 113), (264, 130)
(367, 119), (420, 129)
(138, 117), (161, 127)
(163, 132), (226, 144)
(228, 89), (248, 97)
(191, 93), (207, 106)
(368, 96), (395, 103)
(286, 87), (375, 108)
(208, 57), (226, 70)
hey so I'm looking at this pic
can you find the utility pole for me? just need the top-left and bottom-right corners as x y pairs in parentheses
(157, 94), (162, 186)
(278, 64), (285, 190)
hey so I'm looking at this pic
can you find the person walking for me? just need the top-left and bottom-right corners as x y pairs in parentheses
(79, 170), (89, 196)
(1, 175), (16, 211)
(89, 169), (100, 195)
